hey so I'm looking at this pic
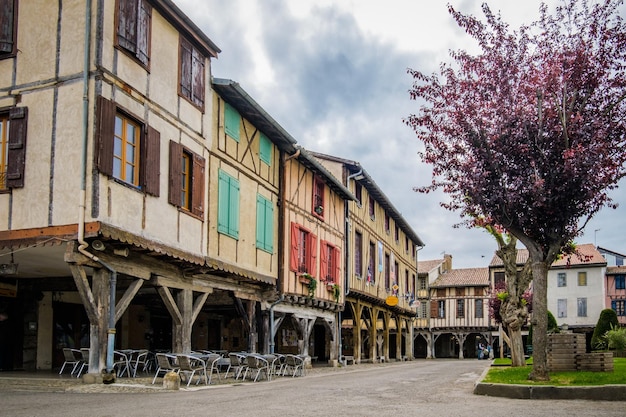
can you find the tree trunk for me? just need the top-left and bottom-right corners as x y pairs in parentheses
(501, 298), (528, 367)
(528, 259), (550, 381)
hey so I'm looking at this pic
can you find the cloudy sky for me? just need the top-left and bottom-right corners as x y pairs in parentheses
(175, 0), (626, 268)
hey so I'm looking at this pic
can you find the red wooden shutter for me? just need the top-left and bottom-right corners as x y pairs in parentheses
(191, 153), (205, 217)
(0, 0), (15, 54)
(308, 233), (317, 278)
(319, 241), (328, 281)
(142, 124), (160, 196)
(95, 96), (115, 176)
(289, 223), (299, 272)
(168, 141), (182, 206)
(6, 106), (27, 188)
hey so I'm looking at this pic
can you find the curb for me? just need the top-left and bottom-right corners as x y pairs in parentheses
(473, 382), (626, 401)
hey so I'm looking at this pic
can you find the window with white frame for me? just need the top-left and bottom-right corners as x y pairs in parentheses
(557, 272), (567, 287)
(577, 298), (587, 317)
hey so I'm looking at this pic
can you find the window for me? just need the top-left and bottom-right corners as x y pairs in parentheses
(557, 299), (567, 318)
(394, 225), (399, 243)
(290, 223), (317, 276)
(405, 236), (409, 254)
(577, 272), (587, 286)
(577, 298), (587, 317)
(259, 132), (272, 165)
(168, 141), (204, 217)
(612, 300), (625, 316)
(494, 272), (505, 287)
(475, 299), (483, 318)
(616, 275), (625, 290)
(95, 96), (160, 195)
(116, 0), (151, 67)
(256, 194), (273, 253)
(224, 102), (240, 141)
(557, 272), (567, 287)
(418, 277), (427, 291)
(404, 270), (409, 296)
(457, 299), (465, 318)
(418, 302), (427, 319)
(368, 196), (375, 218)
(217, 169), (240, 239)
(438, 300), (445, 318)
(354, 183), (362, 205)
(179, 36), (205, 110)
(354, 231), (363, 278)
(411, 273), (416, 295)
(0, 107), (27, 190)
(384, 214), (390, 234)
(320, 241), (340, 283)
(0, 0), (17, 59)
(312, 176), (325, 218)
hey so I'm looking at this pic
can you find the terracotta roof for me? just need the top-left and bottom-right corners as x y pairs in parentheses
(489, 243), (606, 268)
(430, 267), (489, 288)
(552, 243), (606, 267)
(607, 266), (626, 274)
(417, 259), (444, 274)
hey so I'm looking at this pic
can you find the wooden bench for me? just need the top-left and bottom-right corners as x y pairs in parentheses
(341, 355), (355, 365)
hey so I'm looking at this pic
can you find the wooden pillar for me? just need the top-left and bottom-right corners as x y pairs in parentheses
(368, 307), (376, 362)
(176, 289), (193, 353)
(395, 316), (402, 360)
(247, 300), (257, 353)
(353, 301), (362, 363)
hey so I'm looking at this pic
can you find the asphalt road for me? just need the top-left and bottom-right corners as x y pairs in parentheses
(0, 359), (624, 417)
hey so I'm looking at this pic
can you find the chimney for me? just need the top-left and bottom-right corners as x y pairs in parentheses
(443, 254), (453, 273)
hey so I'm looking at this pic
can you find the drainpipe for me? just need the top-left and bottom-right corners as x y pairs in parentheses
(338, 169), (363, 365)
(76, 0), (117, 376)
(269, 295), (284, 354)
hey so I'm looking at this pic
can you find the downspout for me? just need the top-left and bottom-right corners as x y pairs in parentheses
(76, 0), (117, 376)
(338, 168), (363, 365)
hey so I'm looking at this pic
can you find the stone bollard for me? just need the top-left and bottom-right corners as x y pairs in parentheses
(163, 371), (180, 390)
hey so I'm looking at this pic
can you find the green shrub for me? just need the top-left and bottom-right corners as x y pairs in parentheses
(604, 324), (626, 351)
(592, 309), (619, 350)
(547, 310), (559, 333)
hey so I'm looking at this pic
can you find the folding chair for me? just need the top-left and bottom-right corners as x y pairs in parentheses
(59, 348), (82, 376)
(152, 353), (180, 384)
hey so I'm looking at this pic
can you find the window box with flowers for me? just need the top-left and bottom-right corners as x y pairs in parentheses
(314, 205), (324, 216)
(327, 283), (341, 303)
(299, 273), (317, 297)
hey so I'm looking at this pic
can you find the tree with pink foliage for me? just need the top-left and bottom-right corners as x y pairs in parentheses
(406, 0), (626, 380)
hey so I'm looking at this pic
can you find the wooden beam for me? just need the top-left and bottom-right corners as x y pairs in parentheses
(157, 286), (183, 325)
(153, 275), (215, 293)
(69, 264), (99, 323)
(191, 292), (210, 323)
(114, 279), (144, 323)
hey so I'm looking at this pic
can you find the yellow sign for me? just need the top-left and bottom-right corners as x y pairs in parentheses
(385, 295), (398, 306)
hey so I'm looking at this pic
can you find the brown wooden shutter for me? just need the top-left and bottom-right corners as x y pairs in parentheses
(6, 106), (27, 188)
(191, 47), (205, 109)
(168, 140), (182, 206)
(117, 0), (137, 52)
(0, 0), (15, 54)
(95, 96), (115, 176)
(191, 153), (205, 217)
(136, 0), (151, 66)
(289, 223), (299, 272)
(430, 300), (438, 318)
(141, 124), (160, 196)
(179, 37), (192, 100)
(334, 247), (341, 284)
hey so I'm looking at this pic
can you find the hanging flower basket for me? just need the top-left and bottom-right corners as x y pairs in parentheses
(314, 206), (324, 215)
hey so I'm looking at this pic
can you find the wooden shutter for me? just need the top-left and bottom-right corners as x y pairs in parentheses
(191, 47), (205, 109)
(308, 233), (317, 278)
(168, 141), (182, 206)
(0, 0), (15, 54)
(430, 300), (438, 318)
(256, 195), (264, 248)
(228, 177), (239, 238)
(141, 125), (160, 196)
(289, 223), (299, 272)
(334, 247), (341, 284)
(117, 0), (138, 52)
(217, 170), (229, 233)
(136, 0), (151, 66)
(5, 106), (27, 188)
(179, 37), (192, 100)
(95, 96), (115, 176)
(191, 153), (205, 217)
(319, 241), (328, 281)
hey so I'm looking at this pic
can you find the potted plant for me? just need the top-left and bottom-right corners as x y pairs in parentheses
(330, 284), (341, 303)
(314, 205), (324, 215)
(299, 273), (317, 298)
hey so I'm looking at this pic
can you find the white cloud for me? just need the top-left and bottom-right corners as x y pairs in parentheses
(175, 0), (626, 267)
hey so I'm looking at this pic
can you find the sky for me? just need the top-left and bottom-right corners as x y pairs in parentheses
(174, 0), (626, 268)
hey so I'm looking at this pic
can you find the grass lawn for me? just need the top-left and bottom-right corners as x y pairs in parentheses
(482, 357), (626, 386)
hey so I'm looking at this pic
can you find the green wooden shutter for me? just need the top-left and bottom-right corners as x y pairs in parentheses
(259, 132), (272, 165)
(224, 102), (240, 142)
(256, 195), (273, 252)
(218, 170), (239, 238)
